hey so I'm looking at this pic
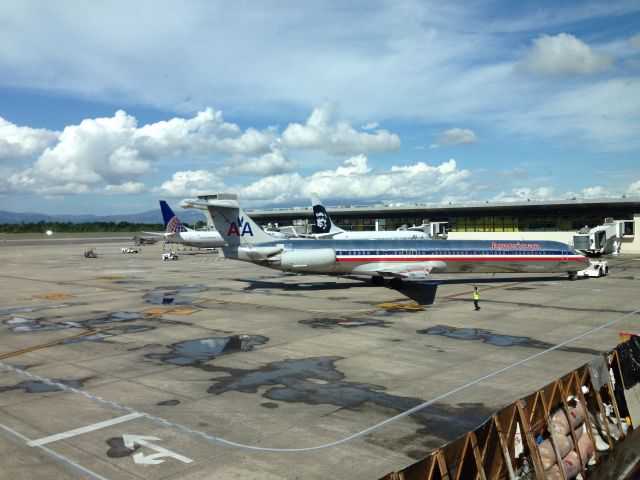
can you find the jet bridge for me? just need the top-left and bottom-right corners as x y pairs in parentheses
(573, 218), (632, 256)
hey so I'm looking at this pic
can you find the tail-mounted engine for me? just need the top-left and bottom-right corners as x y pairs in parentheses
(280, 248), (336, 272)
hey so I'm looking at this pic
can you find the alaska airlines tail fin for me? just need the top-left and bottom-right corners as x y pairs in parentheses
(159, 200), (191, 234)
(190, 197), (274, 246)
(311, 193), (345, 235)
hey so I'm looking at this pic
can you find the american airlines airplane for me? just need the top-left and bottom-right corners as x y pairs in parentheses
(311, 193), (429, 240)
(191, 195), (590, 287)
(146, 200), (225, 248)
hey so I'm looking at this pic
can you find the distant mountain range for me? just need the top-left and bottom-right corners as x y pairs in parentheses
(0, 209), (205, 225)
(0, 197), (382, 224)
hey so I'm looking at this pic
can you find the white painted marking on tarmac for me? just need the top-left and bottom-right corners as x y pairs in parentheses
(123, 434), (193, 464)
(28, 412), (143, 447)
(0, 420), (109, 480)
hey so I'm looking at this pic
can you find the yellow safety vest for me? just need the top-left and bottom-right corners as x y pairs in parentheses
(473, 291), (479, 300)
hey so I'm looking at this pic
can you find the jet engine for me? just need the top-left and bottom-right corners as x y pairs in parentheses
(280, 248), (336, 272)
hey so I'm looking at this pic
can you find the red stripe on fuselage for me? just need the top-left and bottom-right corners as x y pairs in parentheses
(335, 256), (588, 263)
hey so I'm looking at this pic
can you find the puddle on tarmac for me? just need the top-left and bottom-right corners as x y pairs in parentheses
(157, 399), (180, 406)
(4, 317), (32, 324)
(63, 333), (114, 344)
(0, 378), (90, 394)
(144, 284), (207, 305)
(418, 325), (602, 355)
(3, 311), (149, 334)
(106, 437), (137, 458)
(147, 335), (268, 366)
(152, 284), (207, 294)
(0, 303), (86, 316)
(4, 317), (82, 333)
(144, 294), (195, 304)
(299, 317), (392, 329)
(205, 356), (494, 438)
(260, 402), (279, 409)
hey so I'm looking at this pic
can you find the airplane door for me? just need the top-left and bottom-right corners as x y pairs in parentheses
(562, 250), (568, 263)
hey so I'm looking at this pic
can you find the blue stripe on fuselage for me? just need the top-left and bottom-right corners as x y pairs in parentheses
(250, 239), (580, 255)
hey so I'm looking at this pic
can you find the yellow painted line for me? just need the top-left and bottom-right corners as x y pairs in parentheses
(170, 309), (199, 315)
(0, 329), (112, 361)
(375, 300), (425, 311)
(36, 294), (73, 300)
(17, 294), (74, 300)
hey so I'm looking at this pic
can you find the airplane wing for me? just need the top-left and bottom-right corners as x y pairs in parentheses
(142, 231), (178, 240)
(313, 232), (342, 239)
(357, 261), (446, 280)
(277, 226), (300, 238)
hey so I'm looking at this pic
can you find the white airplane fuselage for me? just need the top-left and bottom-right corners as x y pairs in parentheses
(223, 239), (590, 277)
(317, 230), (429, 240)
(166, 230), (225, 248)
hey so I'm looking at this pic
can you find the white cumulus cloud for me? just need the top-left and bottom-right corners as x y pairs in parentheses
(6, 108), (278, 194)
(432, 127), (478, 147)
(491, 187), (555, 202)
(103, 182), (146, 195)
(577, 185), (609, 198)
(281, 104), (401, 155)
(155, 170), (226, 198)
(9, 110), (146, 193)
(241, 156), (472, 204)
(519, 33), (612, 76)
(627, 179), (640, 195)
(224, 149), (298, 177)
(0, 117), (59, 160)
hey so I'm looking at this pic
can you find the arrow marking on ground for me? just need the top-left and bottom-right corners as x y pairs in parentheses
(122, 434), (193, 465)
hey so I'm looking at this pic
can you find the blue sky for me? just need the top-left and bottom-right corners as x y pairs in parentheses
(0, 0), (639, 215)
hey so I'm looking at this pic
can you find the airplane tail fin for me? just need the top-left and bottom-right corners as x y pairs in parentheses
(189, 196), (274, 246)
(311, 193), (344, 234)
(159, 200), (190, 234)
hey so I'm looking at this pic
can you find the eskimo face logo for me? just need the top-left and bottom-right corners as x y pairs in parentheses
(227, 216), (254, 237)
(315, 210), (329, 232)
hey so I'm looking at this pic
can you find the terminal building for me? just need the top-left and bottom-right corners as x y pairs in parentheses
(191, 195), (640, 253)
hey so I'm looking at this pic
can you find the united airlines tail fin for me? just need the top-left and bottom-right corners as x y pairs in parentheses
(188, 196), (274, 246)
(311, 193), (345, 236)
(159, 200), (192, 234)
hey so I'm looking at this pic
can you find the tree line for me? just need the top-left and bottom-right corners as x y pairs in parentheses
(0, 221), (164, 234)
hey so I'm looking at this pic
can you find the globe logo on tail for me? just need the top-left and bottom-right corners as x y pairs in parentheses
(167, 216), (187, 233)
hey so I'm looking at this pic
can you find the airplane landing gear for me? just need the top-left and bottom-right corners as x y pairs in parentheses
(568, 272), (577, 281)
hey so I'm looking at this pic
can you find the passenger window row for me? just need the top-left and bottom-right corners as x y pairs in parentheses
(335, 250), (570, 256)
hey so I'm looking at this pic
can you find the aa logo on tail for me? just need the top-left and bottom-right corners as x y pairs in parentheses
(227, 216), (254, 237)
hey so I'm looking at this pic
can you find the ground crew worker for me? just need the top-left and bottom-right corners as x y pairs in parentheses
(473, 286), (480, 311)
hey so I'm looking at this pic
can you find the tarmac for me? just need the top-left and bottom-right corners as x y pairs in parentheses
(0, 238), (639, 480)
